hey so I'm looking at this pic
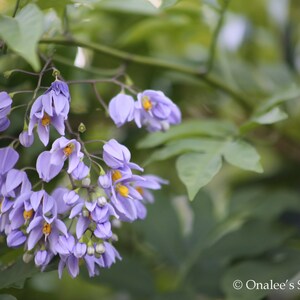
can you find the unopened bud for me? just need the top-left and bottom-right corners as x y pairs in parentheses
(97, 196), (107, 207)
(82, 177), (91, 186)
(95, 243), (105, 254)
(112, 219), (122, 228)
(111, 233), (118, 242)
(87, 245), (95, 255)
(52, 68), (60, 78)
(82, 209), (89, 218)
(78, 123), (86, 133)
(23, 252), (33, 263)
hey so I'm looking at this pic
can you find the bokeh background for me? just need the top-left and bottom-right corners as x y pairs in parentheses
(1, 0), (300, 299)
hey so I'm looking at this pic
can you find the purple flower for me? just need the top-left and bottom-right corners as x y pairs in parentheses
(0, 147), (19, 176)
(108, 94), (135, 127)
(134, 175), (168, 203)
(101, 171), (145, 222)
(70, 199), (117, 239)
(134, 90), (181, 132)
(26, 215), (67, 252)
(50, 137), (83, 173)
(28, 80), (70, 146)
(36, 151), (63, 183)
(7, 230), (26, 247)
(51, 187), (70, 215)
(103, 139), (143, 171)
(36, 137), (84, 182)
(19, 130), (34, 147)
(56, 235), (80, 278)
(9, 192), (33, 230)
(29, 190), (57, 223)
(71, 161), (89, 180)
(1, 169), (31, 198)
(34, 250), (53, 267)
(0, 92), (12, 131)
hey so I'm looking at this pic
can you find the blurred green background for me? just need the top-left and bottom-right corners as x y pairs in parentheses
(2, 0), (300, 299)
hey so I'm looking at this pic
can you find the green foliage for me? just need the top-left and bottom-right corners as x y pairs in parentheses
(0, 4), (44, 70)
(1, 0), (300, 299)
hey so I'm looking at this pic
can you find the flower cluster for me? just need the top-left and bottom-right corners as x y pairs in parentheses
(0, 79), (177, 279)
(109, 90), (181, 132)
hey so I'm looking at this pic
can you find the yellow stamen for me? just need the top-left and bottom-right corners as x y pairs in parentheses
(23, 209), (33, 221)
(112, 170), (122, 182)
(136, 186), (144, 196)
(63, 143), (75, 157)
(41, 113), (51, 126)
(117, 185), (129, 198)
(42, 222), (52, 235)
(142, 96), (152, 111)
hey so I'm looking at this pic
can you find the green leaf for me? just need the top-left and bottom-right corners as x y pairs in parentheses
(98, 0), (158, 15)
(176, 152), (222, 200)
(207, 219), (294, 260)
(144, 138), (223, 165)
(0, 4), (44, 71)
(35, 0), (73, 16)
(0, 295), (17, 300)
(256, 85), (300, 114)
(240, 107), (288, 133)
(0, 259), (38, 290)
(223, 140), (263, 173)
(137, 120), (237, 149)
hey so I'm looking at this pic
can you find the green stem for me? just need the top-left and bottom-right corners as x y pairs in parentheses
(206, 0), (230, 73)
(12, 0), (21, 18)
(39, 37), (252, 111)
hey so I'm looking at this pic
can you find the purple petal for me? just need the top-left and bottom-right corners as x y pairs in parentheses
(76, 216), (90, 239)
(0, 147), (19, 175)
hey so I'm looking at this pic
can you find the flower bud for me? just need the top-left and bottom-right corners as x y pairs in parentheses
(19, 131), (34, 147)
(82, 177), (91, 186)
(95, 243), (105, 254)
(97, 196), (107, 207)
(82, 209), (89, 218)
(87, 245), (95, 255)
(78, 122), (86, 133)
(74, 242), (87, 258)
(23, 252), (33, 263)
(98, 174), (111, 189)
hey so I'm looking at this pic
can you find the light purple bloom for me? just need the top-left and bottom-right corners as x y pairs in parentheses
(28, 80), (70, 146)
(0, 92), (12, 132)
(34, 250), (52, 267)
(36, 137), (84, 182)
(103, 139), (143, 171)
(7, 230), (26, 247)
(29, 190), (57, 224)
(26, 215), (68, 252)
(0, 147), (19, 176)
(71, 161), (89, 180)
(19, 130), (34, 147)
(134, 90), (181, 132)
(108, 94), (135, 127)
(56, 235), (80, 278)
(36, 151), (63, 183)
(134, 175), (168, 203)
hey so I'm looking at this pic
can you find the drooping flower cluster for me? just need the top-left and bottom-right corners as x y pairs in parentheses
(0, 78), (176, 279)
(108, 90), (181, 132)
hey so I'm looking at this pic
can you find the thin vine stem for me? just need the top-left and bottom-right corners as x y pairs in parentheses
(39, 37), (252, 111)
